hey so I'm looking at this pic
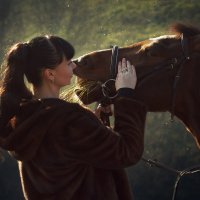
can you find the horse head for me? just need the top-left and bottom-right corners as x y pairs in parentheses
(73, 23), (200, 148)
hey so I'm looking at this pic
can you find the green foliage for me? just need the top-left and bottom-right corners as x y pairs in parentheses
(0, 0), (200, 199)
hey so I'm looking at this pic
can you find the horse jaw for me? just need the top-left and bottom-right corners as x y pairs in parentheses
(176, 114), (200, 149)
(174, 100), (200, 149)
(188, 122), (200, 148)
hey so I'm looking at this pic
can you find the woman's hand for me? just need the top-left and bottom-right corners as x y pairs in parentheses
(115, 58), (137, 91)
(94, 104), (113, 121)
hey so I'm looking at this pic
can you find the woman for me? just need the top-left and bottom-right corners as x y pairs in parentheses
(0, 35), (147, 200)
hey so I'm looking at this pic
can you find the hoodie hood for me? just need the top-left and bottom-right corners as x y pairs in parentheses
(0, 98), (74, 161)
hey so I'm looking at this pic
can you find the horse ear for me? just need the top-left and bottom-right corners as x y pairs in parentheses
(190, 34), (200, 52)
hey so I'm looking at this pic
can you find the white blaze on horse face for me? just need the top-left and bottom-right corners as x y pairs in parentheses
(76, 49), (110, 63)
(77, 55), (84, 63)
(149, 35), (177, 41)
(139, 35), (177, 51)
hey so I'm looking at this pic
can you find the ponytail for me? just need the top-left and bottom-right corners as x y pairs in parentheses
(0, 35), (75, 134)
(0, 43), (32, 129)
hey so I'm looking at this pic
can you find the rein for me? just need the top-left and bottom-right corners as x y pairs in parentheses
(142, 157), (200, 200)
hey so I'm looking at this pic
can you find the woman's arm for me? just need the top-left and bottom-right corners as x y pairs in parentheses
(63, 96), (147, 169)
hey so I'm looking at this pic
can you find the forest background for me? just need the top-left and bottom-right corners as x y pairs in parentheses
(0, 0), (200, 199)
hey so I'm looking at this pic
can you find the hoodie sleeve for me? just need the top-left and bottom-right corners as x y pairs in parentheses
(62, 97), (147, 169)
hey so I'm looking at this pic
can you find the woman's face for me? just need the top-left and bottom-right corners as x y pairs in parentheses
(53, 57), (77, 87)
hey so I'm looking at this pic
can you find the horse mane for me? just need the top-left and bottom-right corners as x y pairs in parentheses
(170, 22), (200, 37)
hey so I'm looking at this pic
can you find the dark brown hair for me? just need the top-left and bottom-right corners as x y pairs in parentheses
(0, 35), (75, 127)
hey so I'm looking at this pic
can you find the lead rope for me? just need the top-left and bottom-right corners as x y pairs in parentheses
(142, 157), (200, 200)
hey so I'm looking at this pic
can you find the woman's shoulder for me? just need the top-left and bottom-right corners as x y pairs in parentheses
(38, 98), (89, 113)
(20, 98), (98, 124)
(40, 98), (99, 124)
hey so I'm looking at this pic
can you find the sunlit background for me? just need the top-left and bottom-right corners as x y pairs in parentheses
(0, 0), (200, 199)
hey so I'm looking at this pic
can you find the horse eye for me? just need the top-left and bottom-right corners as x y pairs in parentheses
(145, 48), (152, 57)
(161, 39), (171, 46)
(145, 44), (163, 57)
(81, 57), (89, 66)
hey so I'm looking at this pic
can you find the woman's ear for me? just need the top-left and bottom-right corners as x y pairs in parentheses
(42, 68), (55, 82)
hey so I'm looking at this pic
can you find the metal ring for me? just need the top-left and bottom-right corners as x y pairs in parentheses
(101, 79), (118, 99)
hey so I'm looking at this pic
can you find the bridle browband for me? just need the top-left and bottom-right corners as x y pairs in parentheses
(100, 33), (190, 121)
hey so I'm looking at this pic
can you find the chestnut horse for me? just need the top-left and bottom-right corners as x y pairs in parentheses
(73, 23), (200, 148)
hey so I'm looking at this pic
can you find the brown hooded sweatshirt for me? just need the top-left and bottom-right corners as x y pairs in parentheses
(0, 96), (147, 200)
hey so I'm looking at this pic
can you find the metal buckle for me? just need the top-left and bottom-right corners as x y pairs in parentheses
(101, 79), (118, 99)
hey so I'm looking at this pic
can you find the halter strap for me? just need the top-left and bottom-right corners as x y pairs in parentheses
(170, 33), (190, 121)
(181, 33), (190, 60)
(110, 45), (119, 79)
(101, 45), (119, 100)
(99, 45), (119, 126)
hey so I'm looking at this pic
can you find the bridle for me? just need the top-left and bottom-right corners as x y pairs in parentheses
(100, 33), (190, 121)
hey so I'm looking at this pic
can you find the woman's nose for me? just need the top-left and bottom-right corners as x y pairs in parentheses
(72, 62), (77, 69)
